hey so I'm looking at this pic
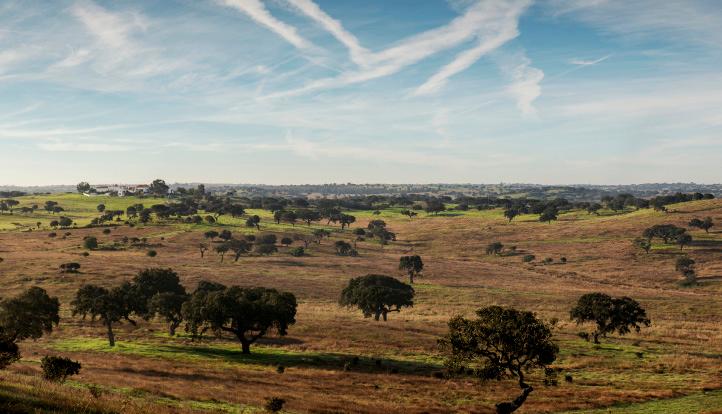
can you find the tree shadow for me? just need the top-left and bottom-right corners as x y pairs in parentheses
(154, 341), (442, 376)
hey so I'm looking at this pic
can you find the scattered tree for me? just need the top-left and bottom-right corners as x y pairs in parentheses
(339, 275), (414, 321)
(399, 255), (423, 284)
(41, 356), (81, 382)
(570, 293), (650, 344)
(439, 306), (558, 414)
(71, 283), (136, 346)
(182, 285), (297, 354)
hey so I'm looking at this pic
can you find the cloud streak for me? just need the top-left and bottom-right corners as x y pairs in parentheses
(219, 0), (311, 49)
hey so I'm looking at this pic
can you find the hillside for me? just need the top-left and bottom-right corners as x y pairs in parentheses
(1, 195), (721, 413)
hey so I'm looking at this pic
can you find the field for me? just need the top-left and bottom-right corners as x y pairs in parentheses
(1, 194), (722, 413)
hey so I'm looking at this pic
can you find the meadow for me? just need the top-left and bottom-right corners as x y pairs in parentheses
(1, 194), (721, 413)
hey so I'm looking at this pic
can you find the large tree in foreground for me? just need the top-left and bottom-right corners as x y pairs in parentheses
(0, 287), (60, 369)
(339, 274), (414, 321)
(439, 306), (558, 414)
(570, 293), (650, 344)
(182, 285), (297, 354)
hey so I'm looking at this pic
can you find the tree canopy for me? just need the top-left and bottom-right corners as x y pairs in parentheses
(570, 293), (650, 344)
(182, 285), (297, 354)
(439, 306), (558, 414)
(339, 274), (414, 321)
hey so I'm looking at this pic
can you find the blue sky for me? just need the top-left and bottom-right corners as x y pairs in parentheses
(1, 0), (721, 185)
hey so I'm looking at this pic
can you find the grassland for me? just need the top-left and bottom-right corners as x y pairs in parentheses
(1, 194), (722, 413)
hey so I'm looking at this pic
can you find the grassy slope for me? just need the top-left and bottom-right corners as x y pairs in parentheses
(1, 196), (722, 412)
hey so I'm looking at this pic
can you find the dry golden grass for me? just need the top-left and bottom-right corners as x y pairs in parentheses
(1, 199), (722, 413)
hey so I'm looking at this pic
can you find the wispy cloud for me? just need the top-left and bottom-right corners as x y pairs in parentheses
(286, 0), (369, 65)
(219, 0), (312, 49)
(263, 0), (533, 99)
(498, 53), (544, 117)
(570, 54), (611, 66)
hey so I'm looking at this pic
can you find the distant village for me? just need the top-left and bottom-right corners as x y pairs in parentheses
(83, 184), (153, 197)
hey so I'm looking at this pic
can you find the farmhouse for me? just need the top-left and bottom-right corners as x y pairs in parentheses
(86, 184), (151, 196)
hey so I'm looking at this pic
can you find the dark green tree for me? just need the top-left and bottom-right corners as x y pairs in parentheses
(439, 306), (558, 414)
(71, 283), (136, 346)
(339, 275), (414, 321)
(570, 293), (650, 344)
(398, 255), (423, 284)
(182, 285), (297, 354)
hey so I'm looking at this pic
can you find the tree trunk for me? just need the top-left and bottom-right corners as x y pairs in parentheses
(374, 311), (381, 321)
(382, 311), (388, 321)
(495, 386), (533, 414)
(106, 321), (115, 347)
(169, 320), (180, 336)
(593, 332), (600, 344)
(240, 339), (251, 354)
(409, 273), (414, 284)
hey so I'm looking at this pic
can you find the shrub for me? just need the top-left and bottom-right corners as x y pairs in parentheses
(560, 257), (567, 264)
(281, 237), (293, 246)
(81, 252), (90, 257)
(289, 247), (305, 257)
(276, 365), (285, 374)
(522, 254), (535, 263)
(255, 243), (277, 255)
(102, 228), (111, 235)
(543, 257), (554, 264)
(41, 356), (81, 382)
(265, 397), (285, 412)
(147, 250), (157, 257)
(0, 338), (20, 369)
(485, 242), (504, 255)
(83, 236), (98, 249)
(59, 263), (81, 273)
(48, 232), (57, 238)
(257, 234), (277, 245)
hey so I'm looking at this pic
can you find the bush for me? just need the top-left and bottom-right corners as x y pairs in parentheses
(102, 228), (111, 235)
(522, 254), (535, 263)
(560, 257), (567, 264)
(83, 236), (98, 249)
(289, 247), (305, 257)
(0, 338), (20, 369)
(276, 365), (285, 374)
(255, 244), (277, 255)
(59, 263), (81, 273)
(281, 237), (293, 246)
(48, 232), (57, 238)
(257, 234), (277, 245)
(265, 397), (285, 412)
(543, 257), (554, 264)
(81, 252), (90, 257)
(147, 250), (157, 257)
(41, 356), (81, 382)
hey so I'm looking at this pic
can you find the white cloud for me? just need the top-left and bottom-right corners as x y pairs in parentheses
(569, 54), (611, 66)
(498, 53), (544, 117)
(219, 0), (311, 49)
(263, 0), (533, 99)
(286, 0), (369, 65)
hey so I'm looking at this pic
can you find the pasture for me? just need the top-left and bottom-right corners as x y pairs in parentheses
(1, 194), (721, 413)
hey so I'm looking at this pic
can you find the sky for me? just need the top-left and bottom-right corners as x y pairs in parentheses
(1, 0), (721, 186)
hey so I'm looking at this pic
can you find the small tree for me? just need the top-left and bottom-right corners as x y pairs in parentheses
(486, 242), (504, 255)
(334, 240), (354, 256)
(199, 243), (208, 258)
(182, 285), (297, 354)
(215, 244), (229, 262)
(219, 229), (233, 241)
(398, 255), (423, 284)
(675, 256), (696, 285)
(228, 239), (251, 261)
(246, 215), (261, 229)
(504, 208), (519, 222)
(83, 236), (98, 250)
(633, 238), (652, 254)
(339, 275), (414, 321)
(204, 230), (219, 242)
(76, 182), (91, 193)
(539, 207), (558, 223)
(41, 356), (81, 382)
(570, 293), (650, 344)
(97, 204), (106, 213)
(255, 243), (278, 255)
(59, 263), (81, 273)
(281, 237), (293, 247)
(439, 306), (558, 414)
(689, 217), (714, 233)
(149, 291), (189, 336)
(676, 233), (692, 250)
